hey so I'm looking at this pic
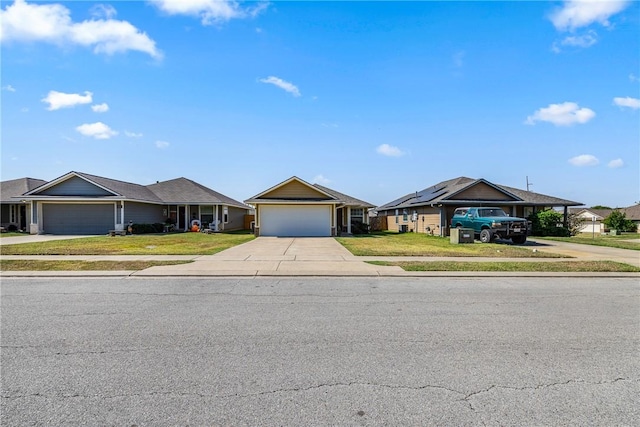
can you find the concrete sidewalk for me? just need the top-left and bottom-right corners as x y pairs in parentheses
(2, 236), (639, 278)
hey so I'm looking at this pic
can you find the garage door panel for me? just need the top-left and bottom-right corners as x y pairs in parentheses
(261, 205), (331, 237)
(43, 204), (114, 235)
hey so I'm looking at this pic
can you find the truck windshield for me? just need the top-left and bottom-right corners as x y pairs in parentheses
(479, 209), (507, 217)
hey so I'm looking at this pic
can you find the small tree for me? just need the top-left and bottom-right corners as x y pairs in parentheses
(528, 210), (570, 237)
(603, 210), (635, 232)
(566, 212), (586, 236)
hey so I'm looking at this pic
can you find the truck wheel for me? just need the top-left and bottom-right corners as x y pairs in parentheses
(480, 229), (493, 243)
(512, 235), (527, 244)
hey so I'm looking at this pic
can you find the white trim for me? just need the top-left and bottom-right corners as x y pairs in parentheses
(23, 172), (121, 197)
(246, 176), (338, 201)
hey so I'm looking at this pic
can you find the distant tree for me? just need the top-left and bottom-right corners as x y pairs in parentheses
(603, 210), (635, 232)
(590, 205), (612, 210)
(566, 213), (586, 236)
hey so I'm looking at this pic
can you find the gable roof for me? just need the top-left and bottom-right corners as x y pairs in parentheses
(621, 204), (640, 221)
(313, 184), (375, 208)
(147, 178), (249, 208)
(568, 207), (613, 220)
(377, 176), (582, 210)
(0, 177), (47, 203)
(14, 171), (247, 208)
(245, 176), (338, 203)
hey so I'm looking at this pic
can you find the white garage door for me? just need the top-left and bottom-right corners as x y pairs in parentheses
(260, 205), (331, 237)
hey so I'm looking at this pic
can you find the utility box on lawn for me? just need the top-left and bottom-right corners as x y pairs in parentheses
(450, 228), (474, 244)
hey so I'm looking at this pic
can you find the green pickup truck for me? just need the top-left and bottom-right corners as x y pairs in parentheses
(450, 207), (528, 244)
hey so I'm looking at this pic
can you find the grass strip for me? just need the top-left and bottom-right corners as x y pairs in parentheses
(0, 260), (192, 271)
(0, 231), (254, 255)
(535, 235), (640, 251)
(368, 260), (640, 272)
(337, 233), (566, 258)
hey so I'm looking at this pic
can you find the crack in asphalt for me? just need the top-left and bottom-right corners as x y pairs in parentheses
(3, 377), (635, 401)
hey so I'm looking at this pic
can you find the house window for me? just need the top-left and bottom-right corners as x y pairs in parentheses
(9, 205), (17, 223)
(395, 209), (399, 224)
(351, 208), (364, 223)
(223, 206), (229, 223)
(402, 209), (408, 222)
(201, 205), (214, 227)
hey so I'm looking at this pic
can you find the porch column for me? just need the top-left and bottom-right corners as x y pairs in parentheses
(347, 207), (352, 234)
(563, 206), (568, 228)
(119, 201), (125, 231)
(215, 205), (219, 231)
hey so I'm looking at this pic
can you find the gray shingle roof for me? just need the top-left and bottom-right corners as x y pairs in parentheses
(147, 178), (248, 208)
(313, 184), (375, 208)
(621, 204), (640, 221)
(377, 176), (582, 210)
(0, 177), (47, 203)
(8, 172), (247, 208)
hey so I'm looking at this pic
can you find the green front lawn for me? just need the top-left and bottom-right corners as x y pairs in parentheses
(0, 260), (192, 271)
(369, 260), (640, 272)
(535, 233), (640, 251)
(0, 231), (255, 255)
(336, 232), (565, 257)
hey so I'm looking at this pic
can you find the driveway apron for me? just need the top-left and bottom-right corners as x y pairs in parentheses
(137, 237), (399, 276)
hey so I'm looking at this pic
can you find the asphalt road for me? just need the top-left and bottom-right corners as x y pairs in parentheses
(1, 277), (638, 426)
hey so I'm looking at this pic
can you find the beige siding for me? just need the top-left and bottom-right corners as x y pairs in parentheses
(450, 183), (515, 201)
(263, 181), (332, 199)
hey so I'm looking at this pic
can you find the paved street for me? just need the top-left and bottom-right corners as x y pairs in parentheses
(2, 277), (638, 426)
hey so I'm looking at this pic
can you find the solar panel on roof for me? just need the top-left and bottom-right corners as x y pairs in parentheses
(409, 185), (447, 204)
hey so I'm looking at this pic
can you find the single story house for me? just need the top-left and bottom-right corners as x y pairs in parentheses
(621, 204), (640, 232)
(244, 176), (375, 237)
(376, 176), (583, 236)
(4, 171), (250, 235)
(1, 177), (47, 232)
(568, 207), (613, 234)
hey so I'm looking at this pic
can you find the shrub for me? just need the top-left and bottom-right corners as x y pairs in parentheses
(131, 223), (164, 234)
(351, 220), (370, 235)
(7, 224), (18, 232)
(528, 210), (570, 237)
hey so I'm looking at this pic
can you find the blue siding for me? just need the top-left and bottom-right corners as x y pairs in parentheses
(124, 202), (164, 224)
(40, 176), (113, 196)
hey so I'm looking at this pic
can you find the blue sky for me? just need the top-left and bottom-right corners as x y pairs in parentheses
(1, 0), (639, 208)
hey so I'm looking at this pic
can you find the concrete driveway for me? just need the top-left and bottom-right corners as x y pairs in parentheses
(526, 238), (640, 268)
(0, 234), (96, 246)
(139, 237), (399, 276)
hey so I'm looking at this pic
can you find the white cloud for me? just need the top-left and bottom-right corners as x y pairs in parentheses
(568, 154), (599, 166)
(452, 50), (465, 68)
(630, 73), (640, 83)
(613, 96), (640, 109)
(0, 0), (162, 59)
(549, 0), (630, 31)
(525, 102), (595, 126)
(2, 84), (16, 92)
(259, 76), (301, 97)
(91, 103), (109, 113)
(125, 130), (143, 138)
(42, 90), (92, 110)
(155, 140), (170, 149)
(552, 30), (598, 52)
(90, 4), (117, 19)
(76, 121), (117, 139)
(376, 144), (404, 157)
(608, 158), (624, 168)
(149, 0), (267, 25)
(312, 174), (331, 185)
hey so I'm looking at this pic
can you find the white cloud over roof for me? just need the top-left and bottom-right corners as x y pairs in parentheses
(149, 0), (267, 25)
(608, 158), (624, 168)
(259, 76), (301, 97)
(0, 0), (162, 59)
(569, 154), (599, 167)
(549, 0), (630, 31)
(613, 96), (640, 109)
(91, 103), (109, 113)
(376, 144), (404, 157)
(76, 122), (118, 139)
(42, 90), (92, 111)
(525, 102), (595, 126)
